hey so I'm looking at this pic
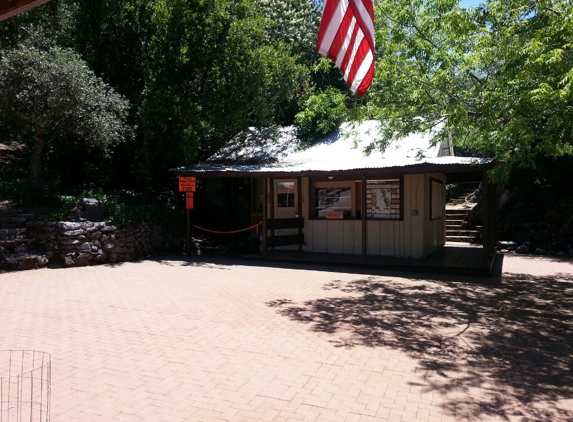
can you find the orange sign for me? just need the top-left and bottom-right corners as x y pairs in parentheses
(179, 177), (196, 192)
(185, 192), (194, 209)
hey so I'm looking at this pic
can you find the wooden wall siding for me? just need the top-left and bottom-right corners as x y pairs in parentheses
(302, 174), (445, 258)
(308, 219), (326, 252)
(255, 174), (446, 257)
(306, 220), (363, 254)
(327, 221), (344, 253)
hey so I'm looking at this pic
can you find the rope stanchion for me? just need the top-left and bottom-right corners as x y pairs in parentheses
(191, 222), (262, 235)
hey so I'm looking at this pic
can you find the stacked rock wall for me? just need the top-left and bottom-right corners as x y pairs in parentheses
(0, 215), (182, 271)
(1, 220), (181, 270)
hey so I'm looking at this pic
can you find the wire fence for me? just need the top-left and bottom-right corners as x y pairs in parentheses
(0, 350), (51, 422)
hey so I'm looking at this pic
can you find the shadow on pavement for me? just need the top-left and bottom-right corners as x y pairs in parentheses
(267, 271), (573, 421)
(153, 254), (504, 284)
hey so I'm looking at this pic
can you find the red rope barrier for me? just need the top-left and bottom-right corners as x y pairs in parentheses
(191, 222), (262, 235)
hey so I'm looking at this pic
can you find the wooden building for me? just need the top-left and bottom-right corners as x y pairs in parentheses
(171, 121), (499, 275)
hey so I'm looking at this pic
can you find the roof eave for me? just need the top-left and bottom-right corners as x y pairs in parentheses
(169, 159), (500, 179)
(0, 0), (51, 21)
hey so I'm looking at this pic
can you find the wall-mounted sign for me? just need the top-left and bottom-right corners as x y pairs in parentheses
(186, 192), (194, 209)
(366, 179), (401, 219)
(179, 177), (196, 192)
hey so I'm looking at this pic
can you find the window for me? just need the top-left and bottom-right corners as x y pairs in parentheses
(312, 181), (355, 219)
(430, 178), (444, 220)
(366, 179), (402, 220)
(277, 181), (295, 207)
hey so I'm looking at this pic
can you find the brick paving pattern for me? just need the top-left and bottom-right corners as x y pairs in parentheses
(1, 254), (572, 421)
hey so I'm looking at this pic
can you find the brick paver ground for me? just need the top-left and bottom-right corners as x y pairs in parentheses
(1, 253), (572, 421)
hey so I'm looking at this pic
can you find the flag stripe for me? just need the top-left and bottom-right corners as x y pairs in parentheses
(344, 27), (364, 83)
(316, 0), (348, 58)
(348, 0), (375, 53)
(317, 0), (375, 98)
(331, 9), (354, 65)
(336, 13), (356, 70)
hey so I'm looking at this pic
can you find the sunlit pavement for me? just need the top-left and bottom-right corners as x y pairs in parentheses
(1, 253), (572, 421)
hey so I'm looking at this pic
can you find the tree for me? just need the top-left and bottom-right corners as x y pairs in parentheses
(0, 33), (132, 190)
(252, 0), (321, 56)
(364, 0), (573, 181)
(134, 0), (312, 187)
(58, 0), (154, 107)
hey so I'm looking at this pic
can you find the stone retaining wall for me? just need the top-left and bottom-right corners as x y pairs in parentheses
(21, 221), (181, 268)
(0, 221), (182, 269)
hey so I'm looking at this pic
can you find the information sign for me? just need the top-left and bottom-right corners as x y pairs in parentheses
(186, 192), (194, 209)
(179, 177), (196, 192)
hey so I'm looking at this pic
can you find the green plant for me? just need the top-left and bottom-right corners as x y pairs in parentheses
(295, 87), (349, 146)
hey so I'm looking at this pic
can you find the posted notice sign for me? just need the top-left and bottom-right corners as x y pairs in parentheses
(186, 192), (194, 209)
(179, 177), (196, 192)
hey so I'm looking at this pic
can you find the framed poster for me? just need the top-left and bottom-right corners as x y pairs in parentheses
(366, 179), (401, 219)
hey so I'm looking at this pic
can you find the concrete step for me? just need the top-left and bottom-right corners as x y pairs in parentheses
(446, 229), (481, 237)
(446, 218), (465, 224)
(445, 208), (472, 215)
(0, 214), (35, 229)
(0, 238), (34, 247)
(446, 235), (481, 243)
(0, 228), (28, 240)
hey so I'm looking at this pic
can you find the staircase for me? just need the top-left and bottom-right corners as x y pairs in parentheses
(445, 192), (482, 244)
(0, 212), (48, 271)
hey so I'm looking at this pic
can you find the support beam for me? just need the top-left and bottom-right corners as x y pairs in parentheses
(361, 176), (367, 263)
(0, 0), (51, 21)
(262, 177), (268, 256)
(269, 177), (275, 254)
(297, 176), (303, 253)
(482, 174), (497, 268)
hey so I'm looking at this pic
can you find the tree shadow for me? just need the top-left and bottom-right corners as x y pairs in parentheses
(268, 272), (573, 421)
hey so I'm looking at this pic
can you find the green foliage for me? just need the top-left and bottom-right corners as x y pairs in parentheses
(295, 87), (349, 145)
(367, 0), (573, 181)
(0, 0), (318, 190)
(135, 0), (313, 187)
(0, 30), (132, 188)
(252, 0), (321, 56)
(32, 188), (182, 228)
(0, 1), (60, 51)
(0, 31), (131, 147)
(445, 182), (478, 201)
(59, 0), (154, 106)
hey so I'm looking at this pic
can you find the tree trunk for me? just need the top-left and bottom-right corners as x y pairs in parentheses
(30, 131), (45, 190)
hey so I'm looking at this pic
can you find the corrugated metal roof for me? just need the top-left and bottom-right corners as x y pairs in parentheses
(171, 120), (494, 175)
(206, 126), (300, 164)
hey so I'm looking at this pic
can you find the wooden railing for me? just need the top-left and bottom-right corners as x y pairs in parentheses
(266, 217), (304, 248)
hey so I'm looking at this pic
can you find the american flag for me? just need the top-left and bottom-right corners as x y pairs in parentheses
(316, 0), (375, 97)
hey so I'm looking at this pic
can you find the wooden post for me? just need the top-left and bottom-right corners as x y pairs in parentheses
(269, 177), (275, 253)
(262, 177), (268, 256)
(482, 173), (497, 269)
(362, 176), (367, 263)
(186, 209), (191, 255)
(297, 176), (303, 253)
(230, 178), (235, 251)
